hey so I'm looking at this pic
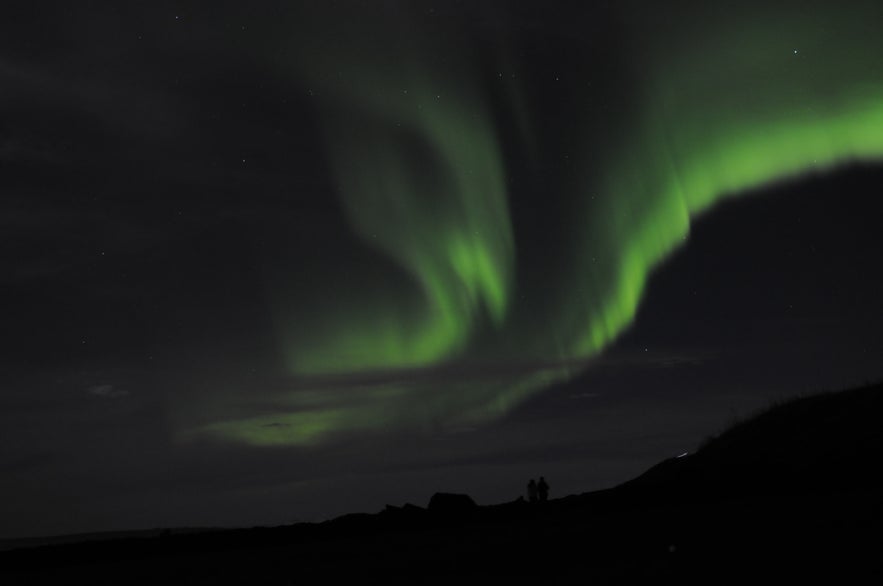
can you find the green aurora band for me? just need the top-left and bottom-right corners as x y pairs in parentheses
(191, 3), (883, 446)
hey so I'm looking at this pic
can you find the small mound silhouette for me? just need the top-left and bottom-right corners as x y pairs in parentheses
(427, 492), (477, 515)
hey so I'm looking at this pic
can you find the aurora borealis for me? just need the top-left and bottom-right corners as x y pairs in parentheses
(3, 0), (883, 539)
(185, 1), (883, 446)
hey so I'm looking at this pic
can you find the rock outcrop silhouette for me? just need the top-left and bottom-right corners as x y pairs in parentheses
(427, 492), (477, 516)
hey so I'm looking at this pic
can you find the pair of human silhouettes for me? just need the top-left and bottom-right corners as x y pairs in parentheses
(527, 477), (549, 503)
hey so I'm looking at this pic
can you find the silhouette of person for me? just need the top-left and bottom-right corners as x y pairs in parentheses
(527, 478), (538, 503)
(537, 476), (549, 502)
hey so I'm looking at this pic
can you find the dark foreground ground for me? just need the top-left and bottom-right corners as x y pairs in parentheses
(4, 383), (883, 584)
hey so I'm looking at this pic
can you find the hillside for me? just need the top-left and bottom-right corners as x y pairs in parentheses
(614, 381), (883, 501)
(3, 382), (882, 584)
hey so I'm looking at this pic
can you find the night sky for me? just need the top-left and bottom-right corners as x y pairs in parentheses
(3, 1), (883, 539)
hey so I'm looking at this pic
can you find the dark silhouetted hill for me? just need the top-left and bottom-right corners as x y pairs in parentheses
(613, 381), (883, 502)
(3, 382), (882, 584)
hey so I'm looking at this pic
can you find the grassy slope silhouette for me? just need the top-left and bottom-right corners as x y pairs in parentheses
(3, 382), (882, 584)
(617, 381), (883, 499)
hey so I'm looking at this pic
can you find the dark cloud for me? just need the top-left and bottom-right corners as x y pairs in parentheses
(88, 384), (130, 399)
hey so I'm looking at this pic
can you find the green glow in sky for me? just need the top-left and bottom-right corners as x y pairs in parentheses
(189, 3), (883, 446)
(275, 19), (514, 377)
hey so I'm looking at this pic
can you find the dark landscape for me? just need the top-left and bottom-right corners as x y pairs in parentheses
(4, 381), (881, 584)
